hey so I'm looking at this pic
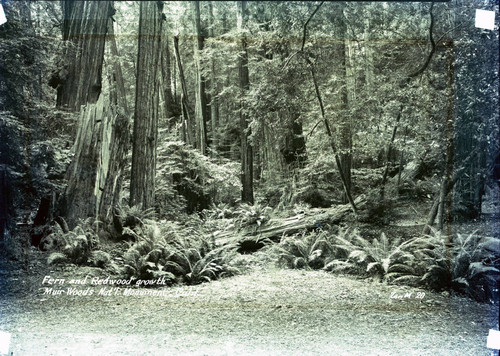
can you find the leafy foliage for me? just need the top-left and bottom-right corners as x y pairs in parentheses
(165, 238), (240, 285)
(122, 220), (240, 285)
(122, 220), (176, 283)
(155, 139), (240, 217)
(234, 203), (273, 229)
(408, 229), (500, 303)
(275, 230), (336, 270)
(41, 218), (100, 265)
(325, 229), (416, 281)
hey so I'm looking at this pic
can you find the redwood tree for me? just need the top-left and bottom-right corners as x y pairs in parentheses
(130, 1), (163, 210)
(238, 0), (253, 204)
(56, 1), (113, 227)
(193, 1), (209, 155)
(53, 1), (112, 111)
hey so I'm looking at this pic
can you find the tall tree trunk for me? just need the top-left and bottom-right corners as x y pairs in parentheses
(161, 27), (174, 119)
(308, 61), (358, 214)
(363, 16), (374, 91)
(380, 105), (403, 199)
(97, 20), (131, 221)
(61, 96), (107, 227)
(56, 1), (112, 111)
(238, 0), (253, 204)
(332, 6), (352, 204)
(56, 1), (112, 227)
(173, 35), (194, 146)
(208, 1), (220, 155)
(443, 42), (454, 237)
(193, 1), (209, 155)
(130, 1), (163, 210)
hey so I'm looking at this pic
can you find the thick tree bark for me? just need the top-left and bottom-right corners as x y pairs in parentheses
(161, 28), (174, 119)
(173, 36), (195, 146)
(60, 96), (107, 227)
(238, 1), (254, 204)
(193, 1), (209, 155)
(56, 1), (112, 227)
(130, 1), (163, 210)
(56, 1), (112, 111)
(97, 20), (131, 221)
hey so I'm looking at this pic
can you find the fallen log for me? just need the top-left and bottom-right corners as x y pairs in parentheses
(214, 196), (366, 251)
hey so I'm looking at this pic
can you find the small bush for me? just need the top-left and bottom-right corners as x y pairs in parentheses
(113, 204), (156, 239)
(165, 240), (240, 285)
(88, 250), (111, 268)
(122, 220), (174, 282)
(47, 252), (67, 266)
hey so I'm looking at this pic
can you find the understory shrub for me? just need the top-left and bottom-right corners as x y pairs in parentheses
(409, 229), (499, 303)
(112, 203), (157, 240)
(324, 229), (415, 282)
(165, 238), (240, 285)
(234, 203), (273, 229)
(275, 230), (336, 270)
(322, 226), (499, 303)
(122, 220), (240, 285)
(122, 220), (176, 283)
(43, 218), (101, 265)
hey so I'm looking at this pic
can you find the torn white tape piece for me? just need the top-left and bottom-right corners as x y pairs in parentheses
(0, 331), (11, 355)
(0, 4), (7, 26)
(487, 329), (500, 350)
(475, 9), (495, 30)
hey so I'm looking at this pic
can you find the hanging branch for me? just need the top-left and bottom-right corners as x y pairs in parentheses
(282, 1), (325, 71)
(301, 1), (325, 52)
(407, 1), (436, 79)
(305, 118), (324, 139)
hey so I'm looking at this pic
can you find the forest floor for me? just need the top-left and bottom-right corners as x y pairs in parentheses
(1, 219), (498, 356)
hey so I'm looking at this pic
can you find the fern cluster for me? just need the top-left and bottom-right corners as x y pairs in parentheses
(319, 227), (499, 303)
(234, 203), (273, 228)
(407, 229), (499, 302)
(122, 221), (240, 285)
(43, 218), (106, 266)
(275, 231), (336, 270)
(325, 229), (416, 282)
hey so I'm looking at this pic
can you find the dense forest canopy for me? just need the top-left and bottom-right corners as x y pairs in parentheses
(0, 1), (498, 303)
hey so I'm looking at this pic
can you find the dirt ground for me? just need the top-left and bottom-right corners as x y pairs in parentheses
(0, 247), (498, 356)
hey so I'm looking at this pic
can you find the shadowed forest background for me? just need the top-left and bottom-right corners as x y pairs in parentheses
(0, 0), (499, 305)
